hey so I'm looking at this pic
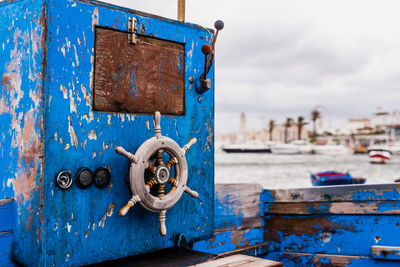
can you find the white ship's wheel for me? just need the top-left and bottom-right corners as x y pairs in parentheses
(115, 111), (198, 236)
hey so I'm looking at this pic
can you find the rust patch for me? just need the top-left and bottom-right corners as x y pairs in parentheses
(99, 203), (115, 228)
(2, 73), (13, 86)
(264, 216), (357, 243)
(230, 230), (251, 249)
(13, 108), (41, 202)
(93, 27), (185, 115)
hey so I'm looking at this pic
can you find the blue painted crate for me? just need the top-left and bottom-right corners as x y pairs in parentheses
(0, 0), (215, 265)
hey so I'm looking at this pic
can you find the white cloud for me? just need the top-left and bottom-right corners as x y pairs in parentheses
(103, 0), (400, 133)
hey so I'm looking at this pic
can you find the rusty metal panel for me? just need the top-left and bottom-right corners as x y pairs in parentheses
(93, 27), (185, 115)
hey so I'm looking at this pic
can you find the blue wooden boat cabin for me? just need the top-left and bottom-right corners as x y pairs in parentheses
(1, 0), (400, 266)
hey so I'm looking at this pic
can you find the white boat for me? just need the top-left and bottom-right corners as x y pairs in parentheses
(313, 145), (352, 155)
(291, 140), (313, 154)
(221, 143), (271, 153)
(368, 145), (391, 164)
(271, 144), (300, 155)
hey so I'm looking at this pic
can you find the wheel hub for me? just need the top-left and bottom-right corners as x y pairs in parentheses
(155, 165), (170, 184)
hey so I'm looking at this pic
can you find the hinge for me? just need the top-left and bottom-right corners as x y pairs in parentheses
(128, 17), (138, 44)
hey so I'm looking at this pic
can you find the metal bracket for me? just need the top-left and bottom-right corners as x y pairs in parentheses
(128, 17), (138, 44)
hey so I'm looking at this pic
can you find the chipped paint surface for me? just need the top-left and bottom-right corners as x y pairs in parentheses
(193, 184), (263, 255)
(0, 0), (45, 265)
(195, 183), (400, 266)
(32, 0), (215, 266)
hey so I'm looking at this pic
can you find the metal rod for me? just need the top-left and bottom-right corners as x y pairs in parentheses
(206, 30), (219, 72)
(178, 0), (185, 22)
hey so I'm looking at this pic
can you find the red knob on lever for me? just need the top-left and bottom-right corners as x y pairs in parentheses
(201, 44), (213, 80)
(201, 44), (213, 55)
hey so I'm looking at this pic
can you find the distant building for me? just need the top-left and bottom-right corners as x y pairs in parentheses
(216, 113), (309, 144)
(370, 111), (400, 136)
(340, 118), (372, 135)
(240, 112), (246, 134)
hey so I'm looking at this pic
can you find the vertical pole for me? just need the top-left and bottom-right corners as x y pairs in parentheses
(178, 0), (185, 22)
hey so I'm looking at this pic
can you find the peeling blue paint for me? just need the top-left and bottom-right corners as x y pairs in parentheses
(351, 188), (400, 201)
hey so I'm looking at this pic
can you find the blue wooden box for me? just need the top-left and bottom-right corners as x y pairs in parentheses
(0, 0), (215, 265)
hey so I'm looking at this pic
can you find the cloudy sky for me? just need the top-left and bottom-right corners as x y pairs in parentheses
(105, 0), (400, 133)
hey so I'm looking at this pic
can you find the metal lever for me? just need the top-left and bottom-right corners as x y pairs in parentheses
(196, 20), (224, 94)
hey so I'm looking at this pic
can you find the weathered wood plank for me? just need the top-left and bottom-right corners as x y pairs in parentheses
(371, 246), (400, 260)
(264, 183), (400, 203)
(193, 228), (264, 255)
(215, 184), (263, 231)
(264, 252), (400, 267)
(266, 200), (400, 215)
(215, 242), (269, 258)
(191, 254), (282, 267)
(264, 214), (400, 256)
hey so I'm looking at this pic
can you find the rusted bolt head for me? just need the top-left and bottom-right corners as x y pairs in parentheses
(201, 44), (213, 55)
(214, 20), (224, 30)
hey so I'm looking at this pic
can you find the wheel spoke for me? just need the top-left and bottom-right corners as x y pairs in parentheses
(165, 157), (176, 169)
(168, 177), (177, 187)
(145, 178), (157, 190)
(155, 150), (164, 165)
(157, 184), (165, 199)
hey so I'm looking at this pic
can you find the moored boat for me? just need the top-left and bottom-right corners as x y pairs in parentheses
(221, 143), (271, 153)
(271, 144), (300, 155)
(310, 171), (366, 186)
(368, 145), (391, 164)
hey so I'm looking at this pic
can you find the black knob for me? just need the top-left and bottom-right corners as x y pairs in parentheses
(55, 170), (72, 190)
(94, 167), (111, 188)
(76, 167), (94, 188)
(214, 20), (224, 30)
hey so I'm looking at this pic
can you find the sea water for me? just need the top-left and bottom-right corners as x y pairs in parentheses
(215, 151), (400, 189)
